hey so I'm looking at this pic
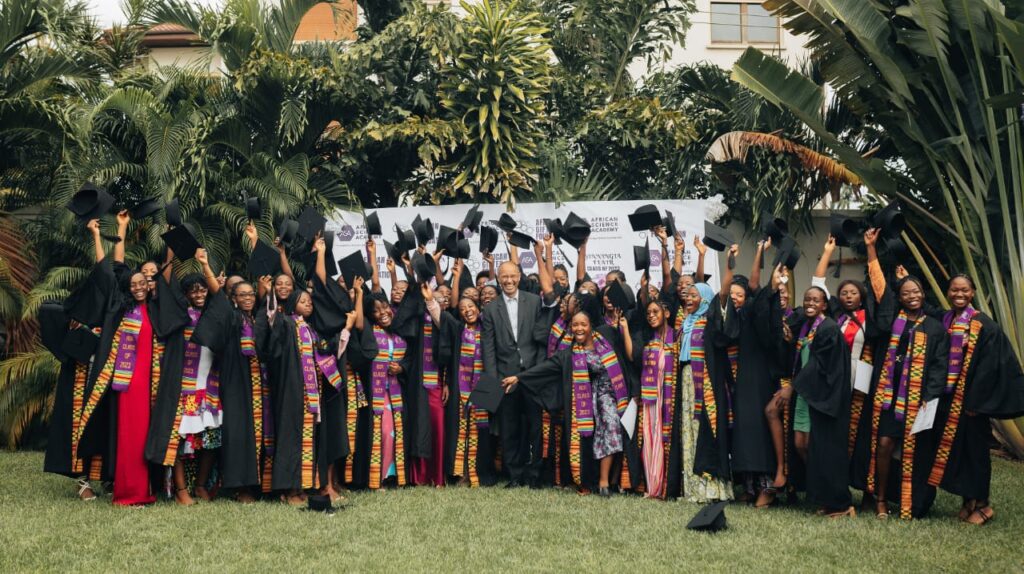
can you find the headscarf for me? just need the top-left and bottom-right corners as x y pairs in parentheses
(679, 282), (714, 361)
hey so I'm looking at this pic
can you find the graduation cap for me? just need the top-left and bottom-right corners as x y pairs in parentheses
(67, 182), (115, 222)
(605, 280), (633, 311)
(545, 218), (565, 244)
(491, 213), (517, 233)
(702, 221), (734, 252)
(365, 211), (382, 237)
(61, 327), (100, 365)
(278, 218), (299, 248)
(759, 212), (789, 243)
(304, 494), (337, 515)
(830, 214), (861, 248)
(872, 201), (905, 239)
(686, 501), (728, 533)
(437, 225), (459, 255)
(161, 224), (201, 260)
(662, 210), (678, 239)
(131, 197), (161, 220)
(633, 238), (651, 274)
(394, 224), (416, 254)
(469, 372), (504, 413)
(38, 302), (69, 361)
(462, 205), (483, 232)
(479, 226), (499, 254)
(412, 215), (434, 247)
(164, 198), (182, 227)
(337, 250), (369, 289)
(411, 252), (436, 284)
(883, 236), (909, 261)
(296, 207), (326, 243)
(244, 193), (261, 221)
(562, 212), (591, 250)
(384, 240), (404, 263)
(772, 236), (801, 270)
(628, 204), (662, 232)
(455, 237), (471, 259)
(248, 240), (282, 278)
(508, 230), (536, 250)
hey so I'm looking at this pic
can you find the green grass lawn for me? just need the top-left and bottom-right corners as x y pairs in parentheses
(2, 451), (1023, 572)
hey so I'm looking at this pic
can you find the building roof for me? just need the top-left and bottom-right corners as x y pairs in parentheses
(140, 24), (208, 48)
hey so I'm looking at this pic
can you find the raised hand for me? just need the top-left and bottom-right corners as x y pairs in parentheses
(421, 282), (433, 301)
(314, 237), (326, 254)
(366, 239), (377, 258)
(245, 223), (258, 246)
(654, 225), (668, 244)
(344, 310), (357, 330)
(86, 219), (101, 236)
(258, 275), (272, 293)
(864, 227), (880, 248)
(352, 276), (365, 291)
(895, 265), (909, 280)
(195, 248), (209, 266)
(694, 235), (707, 256)
(728, 244), (740, 258)
(823, 234), (836, 254)
(116, 209), (130, 228)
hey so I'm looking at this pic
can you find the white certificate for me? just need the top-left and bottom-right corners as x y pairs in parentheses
(620, 399), (638, 440)
(911, 398), (940, 435)
(854, 360), (874, 394)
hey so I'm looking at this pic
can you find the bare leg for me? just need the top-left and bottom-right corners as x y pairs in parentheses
(194, 449), (215, 501)
(794, 431), (809, 463)
(320, 464), (343, 501)
(599, 456), (613, 489)
(875, 436), (895, 516)
(173, 459), (194, 506)
(765, 399), (786, 487)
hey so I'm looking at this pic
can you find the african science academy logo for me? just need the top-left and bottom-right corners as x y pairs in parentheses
(338, 224), (355, 242)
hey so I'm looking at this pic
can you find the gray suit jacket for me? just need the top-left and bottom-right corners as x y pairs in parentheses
(481, 289), (544, 379)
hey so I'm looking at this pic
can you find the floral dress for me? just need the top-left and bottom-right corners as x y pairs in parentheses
(587, 349), (624, 459)
(679, 364), (733, 503)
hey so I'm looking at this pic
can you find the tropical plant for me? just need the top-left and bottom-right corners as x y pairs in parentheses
(732, 0), (1024, 456)
(437, 0), (552, 205)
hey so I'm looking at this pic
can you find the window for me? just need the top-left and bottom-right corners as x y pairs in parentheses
(710, 2), (780, 44)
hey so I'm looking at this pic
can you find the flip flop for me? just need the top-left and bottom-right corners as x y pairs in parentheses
(967, 506), (994, 526)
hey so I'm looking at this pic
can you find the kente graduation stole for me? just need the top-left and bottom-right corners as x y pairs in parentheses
(110, 304), (143, 391)
(727, 345), (739, 382)
(294, 315), (321, 420)
(458, 324), (489, 428)
(547, 316), (569, 357)
(181, 307), (220, 418)
(422, 312), (439, 390)
(879, 310), (927, 422)
(689, 318), (718, 437)
(240, 317), (264, 473)
(928, 315), (983, 487)
(943, 307), (979, 394)
(793, 315), (825, 375)
(642, 327), (678, 438)
(569, 332), (628, 436)
(371, 325), (406, 415)
(674, 307), (685, 331)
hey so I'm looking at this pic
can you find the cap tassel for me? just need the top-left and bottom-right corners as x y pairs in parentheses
(832, 246), (842, 278)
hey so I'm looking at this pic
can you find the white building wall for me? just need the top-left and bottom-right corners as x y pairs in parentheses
(144, 47), (223, 74)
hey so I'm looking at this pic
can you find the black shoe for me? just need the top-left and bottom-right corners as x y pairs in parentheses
(505, 480), (523, 489)
(528, 479), (543, 490)
(598, 487), (611, 498)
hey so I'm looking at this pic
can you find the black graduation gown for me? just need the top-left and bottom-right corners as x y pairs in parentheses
(74, 259), (160, 481)
(720, 287), (779, 475)
(436, 314), (496, 483)
(681, 304), (734, 486)
(790, 317), (853, 511)
(190, 291), (269, 489)
(41, 319), (93, 478)
(931, 313), (1024, 501)
(392, 287), (438, 460)
(347, 322), (416, 486)
(145, 275), (198, 466)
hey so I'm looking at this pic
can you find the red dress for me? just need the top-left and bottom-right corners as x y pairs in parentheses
(113, 305), (156, 506)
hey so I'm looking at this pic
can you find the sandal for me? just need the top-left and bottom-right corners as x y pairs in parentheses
(966, 505), (994, 526)
(958, 500), (977, 522)
(174, 487), (194, 507)
(77, 478), (97, 501)
(875, 500), (889, 520)
(827, 506), (857, 519)
(755, 486), (779, 509)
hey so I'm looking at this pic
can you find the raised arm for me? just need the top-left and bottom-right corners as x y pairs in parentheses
(432, 248), (445, 287)
(750, 238), (769, 290)
(656, 226), (671, 288)
(244, 222), (258, 253)
(276, 238), (294, 282)
(353, 279), (365, 330)
(673, 232), (685, 277)
(537, 235), (555, 300)
(694, 235), (706, 284)
(113, 210), (129, 263)
(544, 233), (555, 280)
(814, 235), (836, 280)
(196, 248), (220, 294)
(508, 234), (519, 266)
(483, 251), (496, 283)
(864, 228), (885, 303)
(87, 219), (104, 262)
(314, 236), (327, 286)
(719, 244), (739, 304)
(162, 241), (174, 284)
(366, 239), (380, 294)
(257, 275), (271, 301)
(450, 258), (464, 309)
(618, 312), (633, 360)
(576, 237), (588, 284)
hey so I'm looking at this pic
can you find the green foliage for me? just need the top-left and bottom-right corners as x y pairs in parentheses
(438, 0), (553, 205)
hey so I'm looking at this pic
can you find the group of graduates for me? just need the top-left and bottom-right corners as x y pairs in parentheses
(40, 198), (1024, 525)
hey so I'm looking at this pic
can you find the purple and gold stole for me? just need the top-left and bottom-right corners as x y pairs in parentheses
(240, 318), (268, 477)
(371, 325), (406, 415)
(181, 308), (221, 417)
(569, 332), (629, 436)
(547, 316), (569, 357)
(943, 307), (979, 394)
(293, 316), (321, 420)
(458, 324), (489, 428)
(422, 312), (439, 389)
(641, 327), (676, 437)
(110, 305), (143, 391)
(878, 310), (927, 422)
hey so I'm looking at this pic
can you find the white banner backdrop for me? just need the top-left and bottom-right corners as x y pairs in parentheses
(325, 199), (719, 294)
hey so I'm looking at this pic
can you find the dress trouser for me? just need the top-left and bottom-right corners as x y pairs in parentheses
(498, 385), (543, 482)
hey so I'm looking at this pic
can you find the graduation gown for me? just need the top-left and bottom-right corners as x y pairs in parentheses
(347, 322), (416, 487)
(41, 319), (97, 479)
(929, 312), (1024, 501)
(790, 317), (853, 511)
(720, 287), (779, 476)
(190, 291), (270, 489)
(72, 259), (161, 482)
(392, 287), (438, 461)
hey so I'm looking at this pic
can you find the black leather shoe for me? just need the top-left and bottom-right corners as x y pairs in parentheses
(505, 480), (523, 489)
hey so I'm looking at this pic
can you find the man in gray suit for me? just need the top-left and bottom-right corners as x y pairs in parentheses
(481, 261), (546, 488)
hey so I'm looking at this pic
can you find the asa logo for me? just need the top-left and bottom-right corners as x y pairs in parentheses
(338, 224), (355, 241)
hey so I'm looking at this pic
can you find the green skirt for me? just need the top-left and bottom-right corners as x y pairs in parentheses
(793, 394), (811, 433)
